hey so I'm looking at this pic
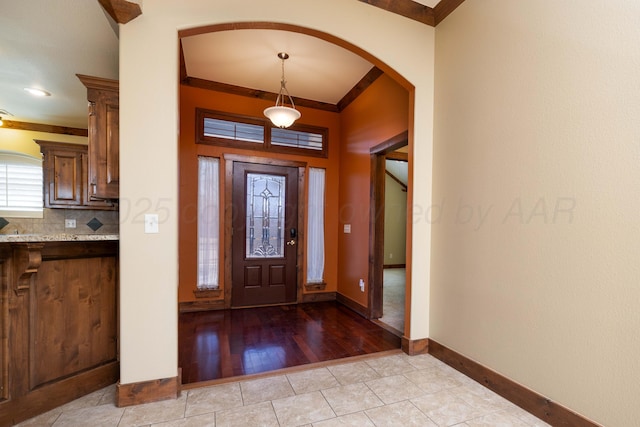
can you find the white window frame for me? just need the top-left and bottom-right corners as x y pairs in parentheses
(0, 151), (43, 218)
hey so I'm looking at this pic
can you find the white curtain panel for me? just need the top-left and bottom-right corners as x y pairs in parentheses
(197, 156), (220, 289)
(307, 167), (325, 283)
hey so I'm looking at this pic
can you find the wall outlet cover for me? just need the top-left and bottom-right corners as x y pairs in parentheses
(65, 219), (76, 228)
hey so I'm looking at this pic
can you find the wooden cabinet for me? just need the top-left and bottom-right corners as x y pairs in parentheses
(77, 74), (119, 200)
(0, 240), (119, 426)
(36, 140), (116, 210)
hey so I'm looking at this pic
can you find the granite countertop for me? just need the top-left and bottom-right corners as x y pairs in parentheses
(0, 234), (119, 243)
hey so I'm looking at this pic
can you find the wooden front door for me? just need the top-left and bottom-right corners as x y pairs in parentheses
(232, 162), (299, 307)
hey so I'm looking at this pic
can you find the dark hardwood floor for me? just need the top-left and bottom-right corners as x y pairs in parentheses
(179, 301), (401, 384)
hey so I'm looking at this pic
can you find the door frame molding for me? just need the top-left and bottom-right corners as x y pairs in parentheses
(223, 153), (307, 308)
(369, 131), (409, 321)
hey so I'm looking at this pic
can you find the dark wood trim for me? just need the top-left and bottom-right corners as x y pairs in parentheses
(368, 153), (386, 319)
(301, 291), (336, 303)
(179, 299), (225, 313)
(358, 0), (435, 26)
(0, 361), (118, 427)
(304, 282), (327, 291)
(178, 22), (417, 115)
(402, 337), (429, 355)
(370, 130), (409, 154)
(0, 120), (88, 137)
(357, 0), (466, 27)
(372, 319), (403, 338)
(434, 0), (467, 25)
(223, 158), (234, 309)
(223, 153), (307, 169)
(97, 0), (142, 24)
(179, 39), (188, 83)
(192, 288), (223, 299)
(76, 74), (118, 92)
(383, 263), (406, 269)
(116, 372), (181, 407)
(296, 166), (306, 304)
(178, 22), (412, 95)
(385, 170), (407, 191)
(385, 151), (409, 161)
(336, 293), (369, 318)
(183, 77), (339, 113)
(429, 340), (601, 427)
(368, 131), (410, 320)
(337, 67), (384, 112)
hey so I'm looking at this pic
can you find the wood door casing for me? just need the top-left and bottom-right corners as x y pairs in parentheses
(231, 163), (299, 307)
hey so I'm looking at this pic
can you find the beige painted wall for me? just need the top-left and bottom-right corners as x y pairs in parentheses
(0, 127), (86, 157)
(384, 174), (407, 265)
(432, 1), (640, 425)
(119, 0), (435, 384)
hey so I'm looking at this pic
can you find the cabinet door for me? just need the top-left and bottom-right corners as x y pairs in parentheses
(45, 150), (82, 207)
(81, 153), (116, 209)
(88, 88), (119, 200)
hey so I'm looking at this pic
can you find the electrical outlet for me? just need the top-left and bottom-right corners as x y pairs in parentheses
(359, 278), (365, 292)
(64, 219), (76, 228)
(389, 253), (393, 259)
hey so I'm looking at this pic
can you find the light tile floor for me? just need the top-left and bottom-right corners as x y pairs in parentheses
(16, 352), (550, 427)
(379, 268), (405, 333)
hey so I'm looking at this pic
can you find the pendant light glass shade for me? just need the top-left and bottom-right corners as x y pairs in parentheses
(264, 52), (301, 128)
(264, 105), (301, 128)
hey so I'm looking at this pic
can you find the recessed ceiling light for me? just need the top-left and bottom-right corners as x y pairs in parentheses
(24, 87), (51, 97)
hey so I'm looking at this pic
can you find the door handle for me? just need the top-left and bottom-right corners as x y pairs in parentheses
(286, 239), (296, 246)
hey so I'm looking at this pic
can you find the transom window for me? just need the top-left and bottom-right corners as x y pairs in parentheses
(196, 109), (328, 158)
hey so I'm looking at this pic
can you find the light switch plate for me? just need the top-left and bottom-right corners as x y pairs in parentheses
(344, 224), (351, 234)
(144, 214), (159, 233)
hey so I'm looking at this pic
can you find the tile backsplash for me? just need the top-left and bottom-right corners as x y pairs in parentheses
(0, 209), (119, 235)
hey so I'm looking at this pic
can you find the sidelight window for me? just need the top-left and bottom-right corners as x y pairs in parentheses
(197, 156), (220, 289)
(306, 168), (325, 284)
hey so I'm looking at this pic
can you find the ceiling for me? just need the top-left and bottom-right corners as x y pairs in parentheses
(0, 0), (442, 130)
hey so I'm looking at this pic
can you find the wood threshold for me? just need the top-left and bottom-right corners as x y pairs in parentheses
(428, 340), (601, 427)
(181, 349), (403, 391)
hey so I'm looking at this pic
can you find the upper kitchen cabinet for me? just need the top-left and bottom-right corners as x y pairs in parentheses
(77, 74), (119, 200)
(36, 140), (116, 210)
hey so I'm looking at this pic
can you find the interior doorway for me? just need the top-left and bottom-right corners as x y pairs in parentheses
(369, 131), (409, 335)
(378, 157), (407, 332)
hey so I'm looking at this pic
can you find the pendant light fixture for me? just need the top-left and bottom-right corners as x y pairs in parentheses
(264, 52), (301, 128)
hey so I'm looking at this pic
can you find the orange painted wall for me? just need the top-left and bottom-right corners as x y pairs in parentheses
(178, 84), (341, 303)
(338, 75), (410, 307)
